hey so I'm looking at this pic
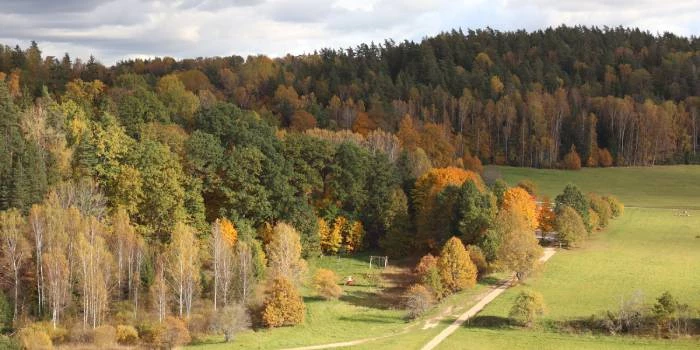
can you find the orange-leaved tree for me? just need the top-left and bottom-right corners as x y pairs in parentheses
(414, 167), (484, 249)
(502, 187), (539, 230)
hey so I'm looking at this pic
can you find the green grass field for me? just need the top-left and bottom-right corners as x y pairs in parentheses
(436, 165), (700, 349)
(491, 165), (700, 209)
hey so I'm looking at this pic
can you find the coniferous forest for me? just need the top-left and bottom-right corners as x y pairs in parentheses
(0, 25), (695, 347)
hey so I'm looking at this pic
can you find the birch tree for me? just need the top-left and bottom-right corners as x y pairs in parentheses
(167, 222), (200, 317)
(0, 209), (29, 322)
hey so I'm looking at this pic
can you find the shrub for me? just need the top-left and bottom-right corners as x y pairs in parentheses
(414, 254), (438, 278)
(509, 290), (546, 327)
(562, 145), (582, 170)
(604, 195), (624, 217)
(588, 193), (612, 228)
(135, 321), (158, 345)
(116, 325), (139, 345)
(421, 267), (445, 300)
(157, 316), (191, 348)
(215, 303), (251, 342)
(93, 325), (116, 348)
(404, 284), (434, 319)
(261, 277), (305, 327)
(588, 210), (600, 231)
(598, 148), (614, 167)
(437, 237), (477, 292)
(555, 206), (587, 247)
(312, 269), (342, 300)
(16, 326), (52, 350)
(466, 245), (489, 277)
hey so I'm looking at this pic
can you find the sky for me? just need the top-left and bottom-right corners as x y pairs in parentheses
(1, 0), (699, 65)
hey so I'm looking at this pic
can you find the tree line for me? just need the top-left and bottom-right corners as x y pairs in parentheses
(2, 26), (700, 169)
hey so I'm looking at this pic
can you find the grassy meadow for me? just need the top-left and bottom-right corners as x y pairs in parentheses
(491, 165), (700, 209)
(436, 165), (700, 349)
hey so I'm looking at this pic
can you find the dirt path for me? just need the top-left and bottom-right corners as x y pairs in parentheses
(419, 247), (556, 350)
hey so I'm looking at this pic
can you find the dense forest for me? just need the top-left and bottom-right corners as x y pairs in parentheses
(0, 25), (685, 347)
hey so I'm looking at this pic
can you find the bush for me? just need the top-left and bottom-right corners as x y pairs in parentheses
(312, 269), (342, 300)
(598, 148), (614, 167)
(588, 193), (612, 228)
(466, 245), (489, 278)
(158, 316), (191, 348)
(261, 277), (306, 327)
(415, 254), (438, 278)
(93, 325), (116, 348)
(604, 195), (624, 217)
(215, 303), (251, 342)
(555, 206), (587, 247)
(562, 145), (582, 170)
(421, 267), (445, 300)
(404, 284), (434, 319)
(509, 290), (546, 327)
(16, 326), (52, 350)
(116, 325), (139, 345)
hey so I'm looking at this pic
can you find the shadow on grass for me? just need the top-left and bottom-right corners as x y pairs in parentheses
(340, 291), (392, 309)
(478, 276), (503, 286)
(465, 315), (513, 329)
(303, 295), (326, 303)
(338, 314), (403, 324)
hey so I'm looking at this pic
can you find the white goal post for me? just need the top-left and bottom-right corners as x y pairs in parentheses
(369, 255), (388, 269)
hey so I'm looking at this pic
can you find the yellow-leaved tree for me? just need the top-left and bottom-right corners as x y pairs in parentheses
(343, 221), (364, 254)
(437, 237), (477, 292)
(319, 218), (341, 255)
(167, 222), (200, 318)
(262, 277), (306, 327)
(502, 187), (539, 230)
(265, 222), (307, 284)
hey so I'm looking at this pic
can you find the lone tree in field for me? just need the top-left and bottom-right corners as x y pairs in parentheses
(262, 277), (305, 327)
(509, 290), (546, 327)
(556, 206), (587, 247)
(312, 268), (342, 300)
(437, 237), (477, 292)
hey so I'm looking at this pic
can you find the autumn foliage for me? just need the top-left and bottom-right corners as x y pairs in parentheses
(502, 187), (539, 230)
(437, 237), (477, 292)
(563, 145), (582, 170)
(312, 269), (342, 300)
(414, 167), (485, 248)
(262, 277), (306, 328)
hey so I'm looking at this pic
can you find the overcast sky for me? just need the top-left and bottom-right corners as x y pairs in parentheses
(1, 0), (699, 65)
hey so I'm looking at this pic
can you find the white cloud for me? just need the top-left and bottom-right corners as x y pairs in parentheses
(0, 0), (697, 65)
